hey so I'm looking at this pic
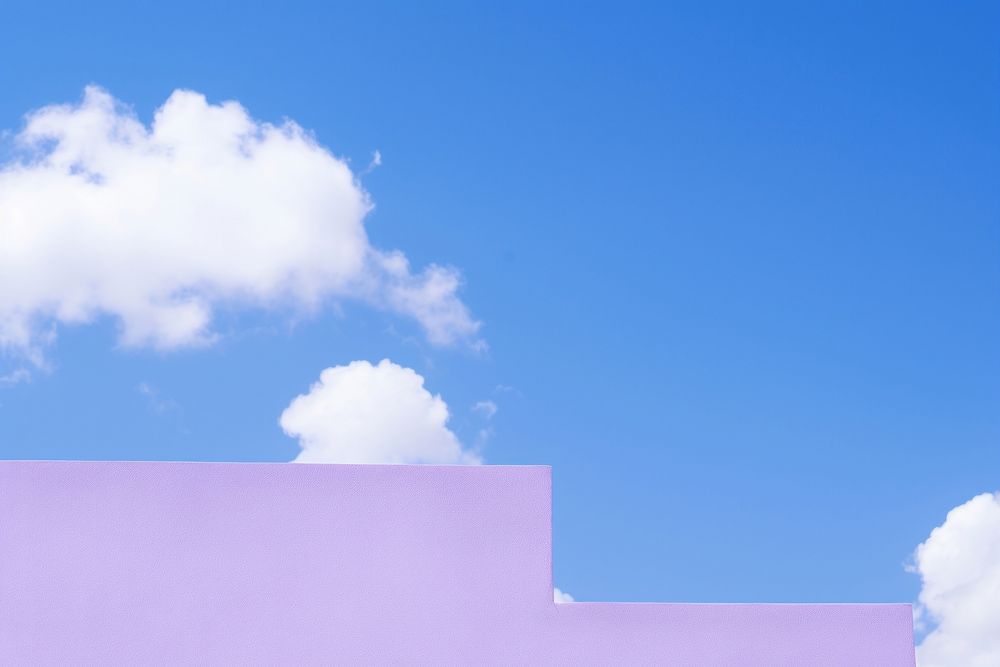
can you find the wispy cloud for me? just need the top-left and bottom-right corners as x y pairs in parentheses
(472, 399), (498, 419)
(137, 382), (179, 414)
(361, 149), (382, 174)
(0, 368), (30, 387)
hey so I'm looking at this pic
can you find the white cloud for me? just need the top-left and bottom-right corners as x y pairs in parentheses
(137, 382), (178, 414)
(472, 399), (497, 419)
(554, 587), (574, 603)
(362, 149), (381, 174)
(0, 368), (30, 387)
(0, 87), (480, 364)
(281, 359), (480, 464)
(911, 492), (1000, 667)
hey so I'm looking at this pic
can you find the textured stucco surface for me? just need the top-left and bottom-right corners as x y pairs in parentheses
(0, 461), (914, 665)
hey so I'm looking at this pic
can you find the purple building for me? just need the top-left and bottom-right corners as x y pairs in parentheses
(1, 461), (914, 664)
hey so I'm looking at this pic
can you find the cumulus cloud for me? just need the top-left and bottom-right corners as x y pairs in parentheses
(281, 359), (480, 464)
(554, 587), (574, 603)
(0, 86), (480, 364)
(911, 492), (1000, 667)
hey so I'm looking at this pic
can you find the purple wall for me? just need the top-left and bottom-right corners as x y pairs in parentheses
(0, 461), (914, 665)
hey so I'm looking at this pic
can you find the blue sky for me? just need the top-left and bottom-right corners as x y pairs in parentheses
(0, 0), (997, 626)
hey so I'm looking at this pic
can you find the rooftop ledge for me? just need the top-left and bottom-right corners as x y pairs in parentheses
(0, 461), (914, 665)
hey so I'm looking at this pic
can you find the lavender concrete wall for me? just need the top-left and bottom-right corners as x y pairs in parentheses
(0, 461), (914, 665)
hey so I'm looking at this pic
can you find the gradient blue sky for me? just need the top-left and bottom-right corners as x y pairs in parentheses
(1, 1), (997, 609)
